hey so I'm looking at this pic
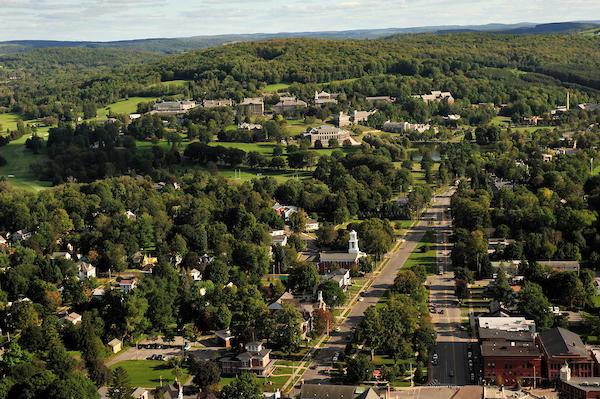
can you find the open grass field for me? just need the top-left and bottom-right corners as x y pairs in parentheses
(0, 113), (22, 131)
(285, 118), (322, 135)
(97, 97), (158, 119)
(404, 235), (437, 272)
(209, 141), (277, 155)
(147, 80), (190, 89)
(592, 165), (600, 176)
(110, 360), (189, 389)
(262, 83), (290, 93)
(216, 167), (311, 183)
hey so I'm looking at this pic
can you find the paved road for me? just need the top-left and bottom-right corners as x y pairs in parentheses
(428, 192), (471, 386)
(301, 188), (456, 384)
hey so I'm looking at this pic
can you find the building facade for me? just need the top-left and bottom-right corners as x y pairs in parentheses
(538, 328), (595, 381)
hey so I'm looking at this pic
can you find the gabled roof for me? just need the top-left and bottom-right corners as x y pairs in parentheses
(539, 327), (589, 358)
(300, 384), (360, 399)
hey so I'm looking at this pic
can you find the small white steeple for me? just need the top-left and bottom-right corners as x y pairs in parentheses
(348, 230), (360, 254)
(560, 362), (571, 382)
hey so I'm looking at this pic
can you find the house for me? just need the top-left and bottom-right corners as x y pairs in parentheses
(538, 260), (580, 274)
(578, 103), (600, 112)
(62, 312), (82, 325)
(282, 205), (299, 220)
(336, 110), (376, 127)
(304, 125), (355, 147)
(215, 329), (234, 348)
(117, 278), (138, 293)
(189, 268), (202, 281)
(537, 327), (595, 381)
(50, 252), (72, 261)
(203, 99), (233, 108)
(319, 230), (367, 271)
(132, 388), (149, 399)
(479, 329), (542, 387)
(300, 384), (381, 399)
(238, 122), (263, 130)
(0, 235), (7, 248)
(270, 229), (285, 237)
(305, 218), (320, 232)
(219, 341), (275, 377)
(542, 153), (554, 162)
(77, 261), (96, 280)
(414, 90), (455, 104)
(268, 291), (326, 338)
(382, 121), (432, 133)
(153, 101), (197, 114)
(272, 202), (285, 217)
(314, 91), (339, 105)
(92, 287), (105, 300)
(107, 338), (123, 354)
(366, 96), (395, 103)
(323, 268), (352, 290)
(524, 116), (544, 125)
(239, 97), (264, 116)
(271, 234), (288, 247)
(272, 97), (308, 114)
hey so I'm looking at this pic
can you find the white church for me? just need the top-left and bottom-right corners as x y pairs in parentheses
(318, 230), (367, 270)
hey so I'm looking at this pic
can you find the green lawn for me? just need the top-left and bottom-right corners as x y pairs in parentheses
(209, 141), (278, 155)
(147, 80), (190, 89)
(0, 113), (22, 131)
(97, 97), (158, 119)
(216, 167), (311, 183)
(110, 360), (189, 389)
(262, 83), (290, 93)
(0, 132), (51, 191)
(592, 165), (600, 176)
(404, 236), (437, 271)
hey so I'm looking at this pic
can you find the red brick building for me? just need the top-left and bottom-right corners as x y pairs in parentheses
(481, 338), (542, 386)
(537, 328), (595, 381)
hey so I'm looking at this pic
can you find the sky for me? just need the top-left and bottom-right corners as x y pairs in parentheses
(0, 0), (599, 41)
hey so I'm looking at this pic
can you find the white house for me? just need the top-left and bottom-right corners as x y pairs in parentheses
(118, 278), (138, 293)
(77, 261), (96, 280)
(305, 219), (320, 232)
(190, 268), (202, 281)
(62, 312), (82, 325)
(324, 268), (352, 290)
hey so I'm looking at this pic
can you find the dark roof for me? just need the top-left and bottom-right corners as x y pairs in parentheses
(479, 328), (534, 342)
(539, 327), (590, 358)
(480, 340), (541, 357)
(319, 252), (360, 263)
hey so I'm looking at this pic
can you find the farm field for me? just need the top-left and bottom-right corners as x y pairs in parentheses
(262, 83), (290, 93)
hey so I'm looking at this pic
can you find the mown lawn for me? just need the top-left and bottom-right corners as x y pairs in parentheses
(0, 132), (51, 191)
(262, 83), (290, 93)
(0, 113), (22, 131)
(404, 236), (437, 271)
(110, 360), (189, 389)
(97, 97), (158, 119)
(209, 141), (278, 155)
(592, 165), (600, 176)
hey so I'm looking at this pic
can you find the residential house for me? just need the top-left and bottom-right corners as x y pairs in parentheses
(62, 312), (82, 325)
(0, 235), (7, 248)
(132, 388), (149, 399)
(272, 97), (308, 114)
(50, 252), (72, 262)
(77, 261), (96, 280)
(272, 202), (285, 217)
(524, 116), (544, 126)
(203, 99), (233, 108)
(578, 103), (600, 112)
(314, 91), (339, 105)
(319, 230), (367, 271)
(382, 121), (432, 134)
(538, 260), (580, 274)
(414, 90), (454, 104)
(304, 125), (355, 147)
(336, 110), (376, 127)
(11, 231), (33, 245)
(305, 218), (320, 232)
(189, 268), (202, 281)
(542, 153), (554, 162)
(323, 268), (352, 290)
(271, 234), (288, 247)
(239, 97), (264, 116)
(238, 122), (263, 130)
(219, 341), (275, 377)
(215, 329), (234, 348)
(537, 327), (595, 381)
(268, 291), (327, 338)
(118, 278), (138, 293)
(107, 338), (123, 354)
(300, 384), (381, 399)
(92, 287), (105, 300)
(366, 96), (395, 103)
(281, 205), (299, 220)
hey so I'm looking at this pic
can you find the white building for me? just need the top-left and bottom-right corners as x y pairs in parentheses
(478, 317), (536, 333)
(382, 121), (433, 133)
(319, 230), (367, 269)
(153, 100), (197, 113)
(304, 125), (356, 147)
(77, 261), (96, 280)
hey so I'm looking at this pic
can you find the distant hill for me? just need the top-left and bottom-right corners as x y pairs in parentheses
(1, 21), (598, 55)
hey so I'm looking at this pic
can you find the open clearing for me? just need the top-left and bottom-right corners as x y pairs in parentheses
(110, 360), (189, 389)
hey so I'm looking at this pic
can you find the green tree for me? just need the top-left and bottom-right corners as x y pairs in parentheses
(272, 303), (302, 355)
(345, 354), (373, 383)
(288, 211), (307, 233)
(518, 282), (553, 331)
(319, 280), (346, 307)
(220, 373), (263, 399)
(288, 262), (319, 292)
(191, 360), (221, 391)
(108, 367), (134, 399)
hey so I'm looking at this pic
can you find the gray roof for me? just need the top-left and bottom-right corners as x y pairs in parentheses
(479, 328), (534, 342)
(539, 327), (589, 358)
(480, 340), (540, 358)
(319, 252), (361, 263)
(300, 384), (380, 399)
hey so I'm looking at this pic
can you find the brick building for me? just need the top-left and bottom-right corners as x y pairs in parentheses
(537, 327), (595, 381)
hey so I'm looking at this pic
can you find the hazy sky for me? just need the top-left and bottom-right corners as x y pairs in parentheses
(1, 0), (599, 41)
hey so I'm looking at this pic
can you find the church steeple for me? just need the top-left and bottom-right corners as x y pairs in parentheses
(348, 230), (360, 254)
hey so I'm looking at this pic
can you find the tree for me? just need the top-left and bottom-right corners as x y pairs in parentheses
(220, 373), (263, 399)
(393, 270), (421, 295)
(288, 262), (319, 292)
(288, 211), (307, 233)
(108, 367), (134, 399)
(319, 280), (346, 307)
(312, 308), (333, 335)
(191, 360), (221, 391)
(345, 354), (373, 383)
(518, 282), (553, 331)
(272, 303), (302, 355)
(47, 373), (98, 399)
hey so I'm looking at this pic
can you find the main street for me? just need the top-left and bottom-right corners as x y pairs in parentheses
(428, 196), (470, 386)
(300, 187), (457, 384)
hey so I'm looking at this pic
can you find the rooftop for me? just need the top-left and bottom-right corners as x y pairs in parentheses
(480, 340), (540, 357)
(539, 327), (589, 358)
